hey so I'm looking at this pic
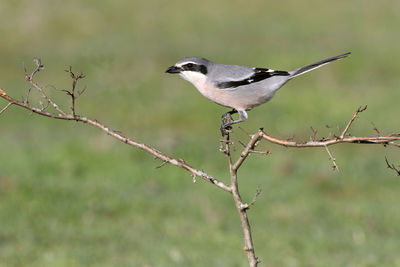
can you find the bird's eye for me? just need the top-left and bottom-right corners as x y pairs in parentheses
(186, 63), (194, 68)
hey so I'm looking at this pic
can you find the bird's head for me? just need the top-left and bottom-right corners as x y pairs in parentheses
(166, 57), (211, 86)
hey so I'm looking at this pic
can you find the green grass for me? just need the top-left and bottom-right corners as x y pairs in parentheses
(1, 0), (400, 266)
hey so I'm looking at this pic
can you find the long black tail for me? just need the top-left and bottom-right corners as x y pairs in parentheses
(289, 52), (351, 79)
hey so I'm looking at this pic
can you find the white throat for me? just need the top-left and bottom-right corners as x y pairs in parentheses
(179, 71), (207, 89)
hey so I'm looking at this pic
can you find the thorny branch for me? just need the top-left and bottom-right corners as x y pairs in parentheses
(0, 59), (231, 193)
(23, 58), (66, 116)
(223, 131), (261, 267)
(1, 58), (399, 267)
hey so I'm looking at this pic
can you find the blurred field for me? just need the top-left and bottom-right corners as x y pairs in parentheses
(1, 0), (400, 266)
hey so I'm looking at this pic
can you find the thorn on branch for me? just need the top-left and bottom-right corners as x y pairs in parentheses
(238, 126), (251, 137)
(310, 126), (318, 141)
(385, 157), (400, 176)
(156, 160), (168, 169)
(286, 134), (295, 141)
(238, 140), (246, 148)
(371, 122), (381, 136)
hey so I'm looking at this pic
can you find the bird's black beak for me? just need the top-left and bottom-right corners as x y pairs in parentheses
(165, 65), (181, 74)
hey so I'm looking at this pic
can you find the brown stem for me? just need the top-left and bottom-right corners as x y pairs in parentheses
(0, 88), (231, 193)
(261, 132), (400, 147)
(224, 133), (260, 266)
(324, 145), (340, 171)
(0, 102), (13, 115)
(339, 105), (367, 139)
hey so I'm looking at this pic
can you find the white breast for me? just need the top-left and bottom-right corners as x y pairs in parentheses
(179, 70), (280, 110)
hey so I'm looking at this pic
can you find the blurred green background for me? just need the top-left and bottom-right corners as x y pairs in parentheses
(0, 0), (399, 266)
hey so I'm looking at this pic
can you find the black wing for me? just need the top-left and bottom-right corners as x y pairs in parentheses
(216, 68), (289, 89)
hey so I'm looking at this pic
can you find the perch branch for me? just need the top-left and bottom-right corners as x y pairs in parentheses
(232, 130), (264, 171)
(223, 132), (260, 267)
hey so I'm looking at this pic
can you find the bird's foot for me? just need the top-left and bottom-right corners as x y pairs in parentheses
(220, 112), (234, 136)
(220, 124), (232, 136)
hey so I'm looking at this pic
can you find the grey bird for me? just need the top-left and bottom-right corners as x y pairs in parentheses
(166, 52), (351, 133)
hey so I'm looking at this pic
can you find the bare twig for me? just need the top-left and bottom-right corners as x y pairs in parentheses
(385, 157), (400, 176)
(64, 66), (85, 117)
(339, 105), (367, 139)
(371, 122), (381, 136)
(241, 186), (262, 211)
(38, 100), (49, 111)
(239, 126), (252, 137)
(261, 131), (400, 148)
(248, 149), (271, 155)
(23, 59), (67, 116)
(0, 102), (13, 115)
(324, 145), (340, 172)
(310, 126), (318, 141)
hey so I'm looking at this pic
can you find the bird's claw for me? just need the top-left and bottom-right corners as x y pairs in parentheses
(220, 112), (234, 136)
(220, 124), (232, 136)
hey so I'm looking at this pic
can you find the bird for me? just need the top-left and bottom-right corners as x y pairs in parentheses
(165, 52), (351, 134)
